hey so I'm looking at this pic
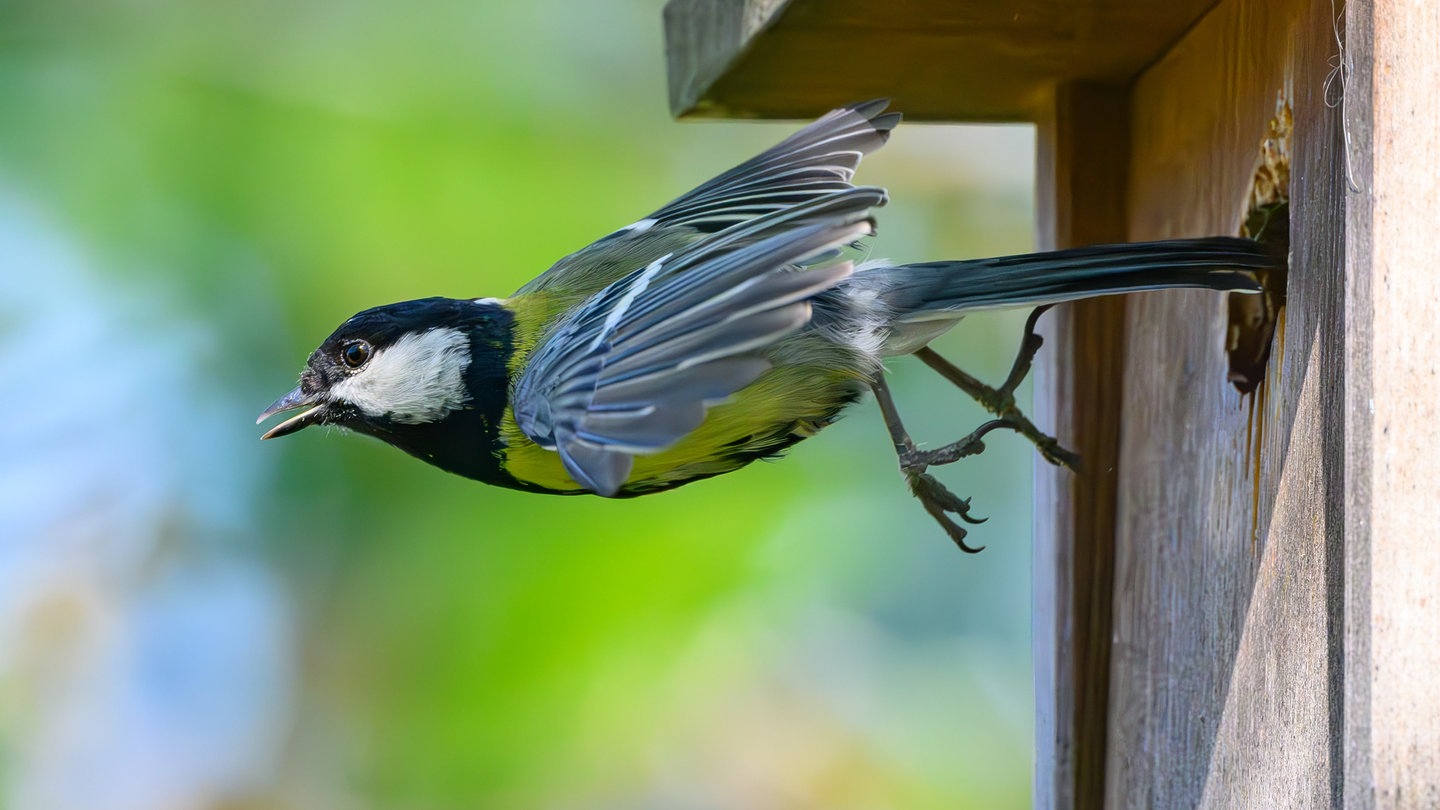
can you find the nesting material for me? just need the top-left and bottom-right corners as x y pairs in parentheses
(1228, 93), (1292, 394)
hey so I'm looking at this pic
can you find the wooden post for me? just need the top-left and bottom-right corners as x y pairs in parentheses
(1032, 83), (1129, 810)
(1106, 0), (1347, 802)
(1343, 0), (1440, 805)
(660, 0), (1440, 804)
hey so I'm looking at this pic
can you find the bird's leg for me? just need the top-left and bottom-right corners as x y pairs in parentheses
(913, 305), (1081, 472)
(871, 375), (1013, 553)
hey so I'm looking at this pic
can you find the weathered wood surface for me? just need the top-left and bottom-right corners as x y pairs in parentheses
(1343, 0), (1440, 805)
(663, 0), (1220, 121)
(1109, 0), (1346, 804)
(1032, 83), (1129, 810)
(662, 0), (1440, 806)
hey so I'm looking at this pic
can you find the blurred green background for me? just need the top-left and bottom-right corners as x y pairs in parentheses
(0, 1), (1039, 807)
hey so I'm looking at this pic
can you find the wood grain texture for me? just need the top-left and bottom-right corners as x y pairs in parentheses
(1343, 0), (1440, 806)
(1108, 0), (1347, 805)
(661, 0), (1440, 805)
(1032, 83), (1129, 810)
(663, 0), (1220, 121)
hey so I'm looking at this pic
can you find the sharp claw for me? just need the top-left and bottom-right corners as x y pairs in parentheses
(930, 486), (987, 525)
(919, 495), (985, 553)
(906, 471), (988, 553)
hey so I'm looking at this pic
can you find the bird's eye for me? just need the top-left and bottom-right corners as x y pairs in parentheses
(341, 340), (372, 368)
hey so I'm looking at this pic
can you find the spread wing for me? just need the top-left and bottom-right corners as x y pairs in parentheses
(512, 189), (883, 496)
(635, 99), (900, 233)
(517, 100), (899, 299)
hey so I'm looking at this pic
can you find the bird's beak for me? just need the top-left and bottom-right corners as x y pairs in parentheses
(257, 386), (326, 440)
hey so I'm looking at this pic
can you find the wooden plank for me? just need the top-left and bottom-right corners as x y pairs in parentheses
(663, 0), (1221, 122)
(1343, 0), (1440, 805)
(1032, 83), (1129, 810)
(660, 0), (1440, 803)
(1106, 0), (1347, 804)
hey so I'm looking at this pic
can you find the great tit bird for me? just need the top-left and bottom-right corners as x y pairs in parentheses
(258, 100), (1272, 548)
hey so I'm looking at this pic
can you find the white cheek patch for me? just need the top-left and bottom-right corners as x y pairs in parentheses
(329, 327), (472, 424)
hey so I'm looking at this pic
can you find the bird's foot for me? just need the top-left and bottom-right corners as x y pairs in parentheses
(897, 418), (1010, 470)
(914, 305), (1082, 473)
(895, 419), (1018, 553)
(871, 381), (1014, 553)
(904, 469), (987, 553)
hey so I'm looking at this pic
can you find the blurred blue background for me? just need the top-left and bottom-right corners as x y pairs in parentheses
(0, 1), (1039, 807)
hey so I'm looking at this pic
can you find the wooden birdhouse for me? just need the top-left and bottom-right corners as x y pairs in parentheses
(663, 0), (1440, 806)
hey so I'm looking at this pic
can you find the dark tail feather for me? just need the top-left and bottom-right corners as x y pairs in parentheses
(877, 237), (1274, 317)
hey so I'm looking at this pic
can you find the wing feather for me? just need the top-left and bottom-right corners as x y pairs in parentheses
(512, 191), (879, 495)
(631, 99), (898, 234)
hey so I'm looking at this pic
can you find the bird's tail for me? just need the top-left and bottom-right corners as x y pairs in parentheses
(847, 236), (1277, 356)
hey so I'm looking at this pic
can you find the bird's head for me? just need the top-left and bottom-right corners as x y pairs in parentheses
(258, 297), (512, 442)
